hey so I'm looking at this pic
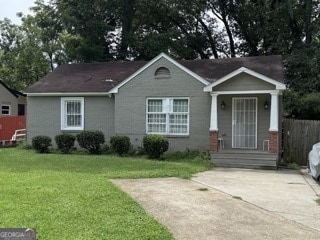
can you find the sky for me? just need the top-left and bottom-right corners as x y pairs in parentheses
(0, 0), (36, 24)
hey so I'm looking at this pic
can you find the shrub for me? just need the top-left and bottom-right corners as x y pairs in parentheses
(143, 134), (169, 159)
(76, 131), (105, 154)
(101, 144), (112, 154)
(164, 149), (202, 161)
(110, 135), (131, 156)
(55, 134), (76, 154)
(16, 141), (33, 150)
(32, 135), (52, 153)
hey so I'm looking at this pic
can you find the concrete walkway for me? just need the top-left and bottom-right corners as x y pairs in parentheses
(112, 168), (320, 240)
(193, 168), (320, 232)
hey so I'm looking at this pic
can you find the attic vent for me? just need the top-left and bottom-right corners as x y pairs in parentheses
(155, 67), (170, 79)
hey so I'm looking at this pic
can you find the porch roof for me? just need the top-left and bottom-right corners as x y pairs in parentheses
(203, 67), (286, 92)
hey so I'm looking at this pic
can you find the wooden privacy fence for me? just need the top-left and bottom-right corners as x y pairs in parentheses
(283, 118), (320, 165)
(0, 116), (26, 141)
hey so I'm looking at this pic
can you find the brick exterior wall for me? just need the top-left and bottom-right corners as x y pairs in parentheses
(268, 131), (278, 154)
(209, 130), (219, 152)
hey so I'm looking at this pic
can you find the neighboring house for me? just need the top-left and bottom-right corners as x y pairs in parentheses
(25, 53), (286, 168)
(0, 80), (27, 142)
(0, 80), (26, 116)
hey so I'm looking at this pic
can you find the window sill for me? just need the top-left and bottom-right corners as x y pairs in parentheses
(147, 134), (189, 138)
(165, 135), (189, 138)
(61, 129), (84, 132)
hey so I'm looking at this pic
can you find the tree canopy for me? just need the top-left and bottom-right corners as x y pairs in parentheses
(0, 0), (319, 119)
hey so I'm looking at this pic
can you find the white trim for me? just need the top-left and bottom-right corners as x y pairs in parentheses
(209, 90), (281, 95)
(26, 92), (111, 97)
(1, 104), (11, 115)
(146, 97), (190, 136)
(232, 97), (258, 149)
(209, 93), (218, 131)
(203, 67), (286, 92)
(61, 97), (85, 131)
(269, 92), (279, 131)
(109, 53), (210, 94)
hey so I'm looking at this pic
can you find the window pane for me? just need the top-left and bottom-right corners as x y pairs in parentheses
(169, 113), (188, 134)
(65, 100), (82, 127)
(173, 99), (188, 112)
(67, 101), (81, 114)
(148, 100), (162, 112)
(147, 113), (166, 133)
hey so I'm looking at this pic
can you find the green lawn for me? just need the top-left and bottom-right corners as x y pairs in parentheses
(0, 148), (210, 239)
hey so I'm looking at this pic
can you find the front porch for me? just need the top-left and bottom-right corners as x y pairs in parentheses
(203, 67), (286, 169)
(210, 149), (278, 169)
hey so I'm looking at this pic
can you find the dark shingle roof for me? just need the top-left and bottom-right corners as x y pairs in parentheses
(181, 55), (284, 83)
(25, 55), (284, 94)
(25, 61), (147, 93)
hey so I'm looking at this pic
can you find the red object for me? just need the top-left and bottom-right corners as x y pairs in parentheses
(0, 116), (26, 141)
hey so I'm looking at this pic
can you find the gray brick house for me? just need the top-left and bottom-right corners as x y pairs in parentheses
(25, 53), (286, 167)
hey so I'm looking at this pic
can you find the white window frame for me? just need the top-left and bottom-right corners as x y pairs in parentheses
(61, 97), (84, 130)
(146, 97), (189, 136)
(1, 104), (11, 115)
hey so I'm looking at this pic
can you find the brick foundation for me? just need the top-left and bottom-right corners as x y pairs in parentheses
(268, 131), (279, 154)
(209, 130), (219, 152)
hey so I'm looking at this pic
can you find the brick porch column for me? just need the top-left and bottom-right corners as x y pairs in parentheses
(209, 93), (219, 152)
(268, 131), (278, 153)
(209, 130), (219, 152)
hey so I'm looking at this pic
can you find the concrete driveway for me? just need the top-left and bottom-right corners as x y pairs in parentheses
(112, 168), (320, 240)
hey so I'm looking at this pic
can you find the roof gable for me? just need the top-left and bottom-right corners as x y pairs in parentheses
(0, 80), (25, 98)
(108, 53), (210, 94)
(203, 67), (286, 92)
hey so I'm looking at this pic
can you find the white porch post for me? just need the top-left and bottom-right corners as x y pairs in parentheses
(269, 92), (279, 131)
(210, 93), (218, 131)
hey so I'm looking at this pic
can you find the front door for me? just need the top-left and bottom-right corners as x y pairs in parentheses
(232, 97), (257, 149)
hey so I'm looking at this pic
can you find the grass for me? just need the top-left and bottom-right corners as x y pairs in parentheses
(316, 198), (320, 206)
(287, 162), (301, 170)
(0, 148), (210, 239)
(232, 196), (243, 200)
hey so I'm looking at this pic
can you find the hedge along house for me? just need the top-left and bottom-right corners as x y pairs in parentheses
(25, 53), (285, 168)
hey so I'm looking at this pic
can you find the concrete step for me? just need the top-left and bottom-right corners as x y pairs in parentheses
(211, 152), (278, 169)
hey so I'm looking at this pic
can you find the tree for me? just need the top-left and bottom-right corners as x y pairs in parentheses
(0, 18), (50, 90)
(25, 0), (66, 70)
(56, 0), (116, 61)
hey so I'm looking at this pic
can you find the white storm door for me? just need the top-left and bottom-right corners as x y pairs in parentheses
(232, 97), (257, 149)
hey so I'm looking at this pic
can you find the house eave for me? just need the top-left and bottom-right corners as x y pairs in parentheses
(209, 90), (284, 95)
(25, 92), (112, 97)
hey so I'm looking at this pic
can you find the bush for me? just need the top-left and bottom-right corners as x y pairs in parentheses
(32, 135), (52, 153)
(55, 134), (76, 154)
(76, 131), (105, 154)
(110, 135), (131, 156)
(164, 149), (202, 161)
(143, 134), (169, 159)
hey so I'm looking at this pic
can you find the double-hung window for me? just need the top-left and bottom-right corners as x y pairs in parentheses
(61, 97), (84, 130)
(147, 98), (189, 135)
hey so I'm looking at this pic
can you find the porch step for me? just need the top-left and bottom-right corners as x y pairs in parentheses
(211, 152), (278, 169)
